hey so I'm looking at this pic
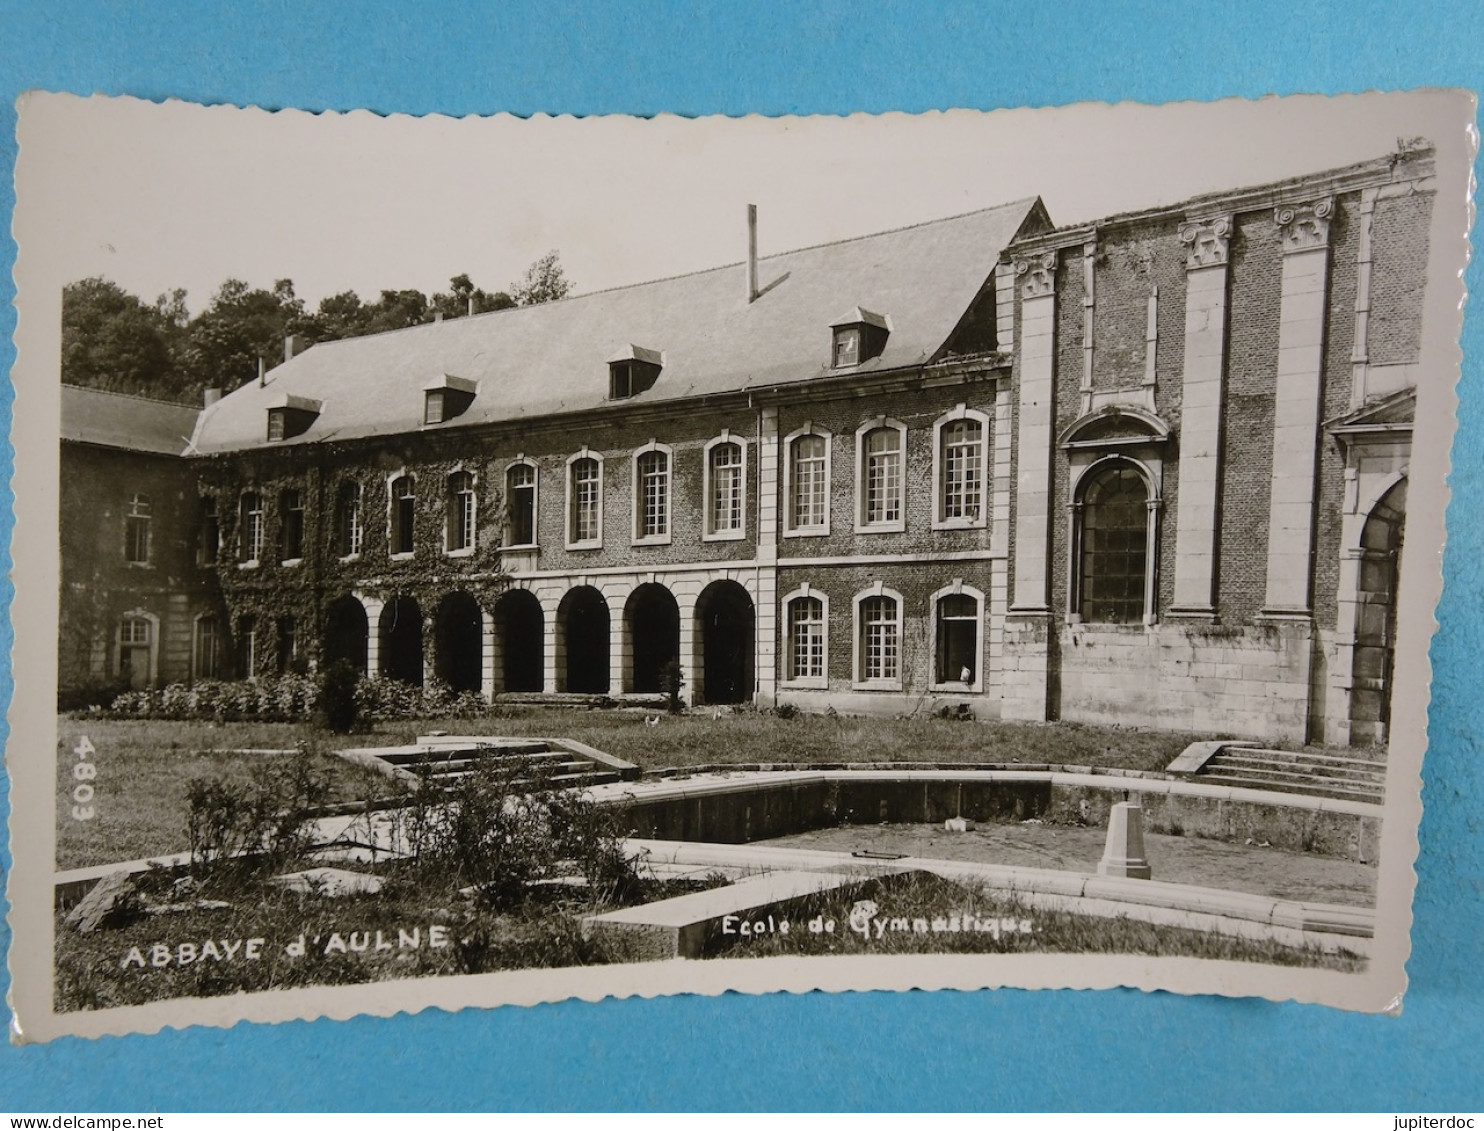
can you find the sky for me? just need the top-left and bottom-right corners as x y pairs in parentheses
(14, 89), (1473, 314)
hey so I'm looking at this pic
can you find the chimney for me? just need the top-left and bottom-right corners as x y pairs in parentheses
(746, 203), (758, 303)
(283, 333), (308, 363)
(257, 357), (266, 387)
(203, 387), (222, 408)
(468, 296), (477, 317)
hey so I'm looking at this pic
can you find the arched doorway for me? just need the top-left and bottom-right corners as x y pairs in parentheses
(557, 586), (609, 693)
(324, 595), (369, 675)
(696, 580), (754, 704)
(379, 595), (424, 686)
(434, 591), (484, 694)
(625, 583), (679, 694)
(495, 589), (544, 693)
(1350, 477), (1406, 746)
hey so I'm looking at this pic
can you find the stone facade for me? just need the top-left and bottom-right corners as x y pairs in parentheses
(57, 149), (1436, 747)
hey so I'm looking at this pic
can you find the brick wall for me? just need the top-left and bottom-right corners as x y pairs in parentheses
(1369, 191), (1433, 367)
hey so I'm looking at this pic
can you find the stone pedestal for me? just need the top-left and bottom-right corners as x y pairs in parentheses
(1098, 801), (1152, 879)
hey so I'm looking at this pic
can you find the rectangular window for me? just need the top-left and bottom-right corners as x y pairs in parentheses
(834, 329), (860, 368)
(507, 464), (536, 546)
(935, 593), (978, 684)
(638, 450), (669, 539)
(117, 616), (152, 687)
(194, 617), (219, 680)
(864, 428), (902, 526)
(709, 443), (744, 534)
(198, 497), (220, 566)
(124, 493), (151, 564)
(338, 484), (364, 557)
(281, 489), (304, 561)
(391, 476), (415, 555)
(788, 597), (826, 682)
(941, 419), (983, 521)
(266, 409), (286, 442)
(278, 616), (297, 674)
(237, 616), (257, 679)
(860, 596), (899, 682)
(423, 390), (444, 425)
(571, 458), (601, 544)
(448, 471), (475, 552)
(240, 493), (264, 563)
(791, 435), (828, 529)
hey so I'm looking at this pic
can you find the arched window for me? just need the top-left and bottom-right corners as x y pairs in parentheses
(116, 614), (154, 688)
(782, 587), (828, 688)
(633, 443), (672, 543)
(785, 425), (831, 535)
(855, 418), (907, 532)
(853, 586), (904, 689)
(124, 493), (151, 565)
(336, 482), (363, 558)
(1075, 461), (1154, 625)
(704, 436), (746, 539)
(931, 586), (983, 688)
(446, 470), (476, 554)
(505, 461), (537, 548)
(389, 474), (416, 557)
(567, 452), (603, 548)
(239, 492), (264, 564)
(933, 406), (990, 528)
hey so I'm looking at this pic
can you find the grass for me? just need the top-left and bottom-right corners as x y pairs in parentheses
(711, 871), (1366, 971)
(55, 709), (1199, 870)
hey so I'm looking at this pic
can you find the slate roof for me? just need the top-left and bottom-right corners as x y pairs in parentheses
(190, 198), (1044, 453)
(61, 385), (201, 456)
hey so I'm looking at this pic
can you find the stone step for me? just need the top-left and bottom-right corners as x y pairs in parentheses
(417, 758), (596, 780)
(380, 744), (555, 766)
(1227, 748), (1388, 770)
(1212, 755), (1385, 784)
(1196, 770), (1384, 801)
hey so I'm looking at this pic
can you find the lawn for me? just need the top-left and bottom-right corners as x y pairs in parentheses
(55, 708), (1200, 870)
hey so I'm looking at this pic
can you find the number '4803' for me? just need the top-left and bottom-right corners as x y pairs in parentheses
(70, 735), (97, 820)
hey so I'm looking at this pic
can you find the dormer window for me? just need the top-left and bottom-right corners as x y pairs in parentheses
(423, 375), (477, 424)
(266, 395), (322, 442)
(608, 345), (663, 400)
(830, 307), (890, 369)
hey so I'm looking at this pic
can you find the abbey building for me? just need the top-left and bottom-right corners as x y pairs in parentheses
(58, 147), (1436, 747)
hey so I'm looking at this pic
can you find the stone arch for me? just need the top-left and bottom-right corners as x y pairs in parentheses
(1350, 476), (1407, 745)
(433, 591), (484, 694)
(379, 595), (424, 686)
(557, 586), (610, 693)
(495, 588), (545, 693)
(324, 594), (370, 676)
(624, 583), (680, 694)
(695, 579), (755, 704)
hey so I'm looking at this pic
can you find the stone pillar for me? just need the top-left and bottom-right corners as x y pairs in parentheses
(360, 594), (384, 678)
(755, 406), (780, 704)
(1078, 240), (1095, 414)
(1004, 250), (1058, 723)
(1170, 215), (1232, 619)
(607, 583), (629, 695)
(676, 585), (698, 707)
(1011, 250), (1058, 614)
(540, 591), (560, 694)
(480, 607), (496, 699)
(1262, 198), (1334, 618)
(1350, 187), (1378, 410)
(994, 261), (1016, 353)
(986, 382), (1013, 708)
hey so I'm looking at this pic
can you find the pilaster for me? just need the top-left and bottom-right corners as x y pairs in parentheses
(1261, 197), (1334, 619)
(1011, 250), (1057, 614)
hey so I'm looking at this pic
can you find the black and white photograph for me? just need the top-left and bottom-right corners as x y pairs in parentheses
(5, 88), (1473, 1041)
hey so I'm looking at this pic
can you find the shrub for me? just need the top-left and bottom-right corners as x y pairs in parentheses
(184, 741), (332, 882)
(318, 660), (361, 733)
(659, 659), (685, 714)
(59, 675), (131, 713)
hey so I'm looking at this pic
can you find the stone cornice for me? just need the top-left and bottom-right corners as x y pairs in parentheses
(1003, 148), (1435, 259)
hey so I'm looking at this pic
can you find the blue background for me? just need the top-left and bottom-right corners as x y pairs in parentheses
(1, 0), (1481, 1112)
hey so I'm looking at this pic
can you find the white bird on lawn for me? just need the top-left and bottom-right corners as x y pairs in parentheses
(644, 715), (661, 727)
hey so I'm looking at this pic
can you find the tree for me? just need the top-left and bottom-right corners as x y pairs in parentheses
(510, 250), (572, 306)
(61, 277), (183, 401)
(183, 278), (311, 393)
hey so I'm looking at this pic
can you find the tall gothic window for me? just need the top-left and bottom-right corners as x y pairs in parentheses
(1078, 462), (1151, 625)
